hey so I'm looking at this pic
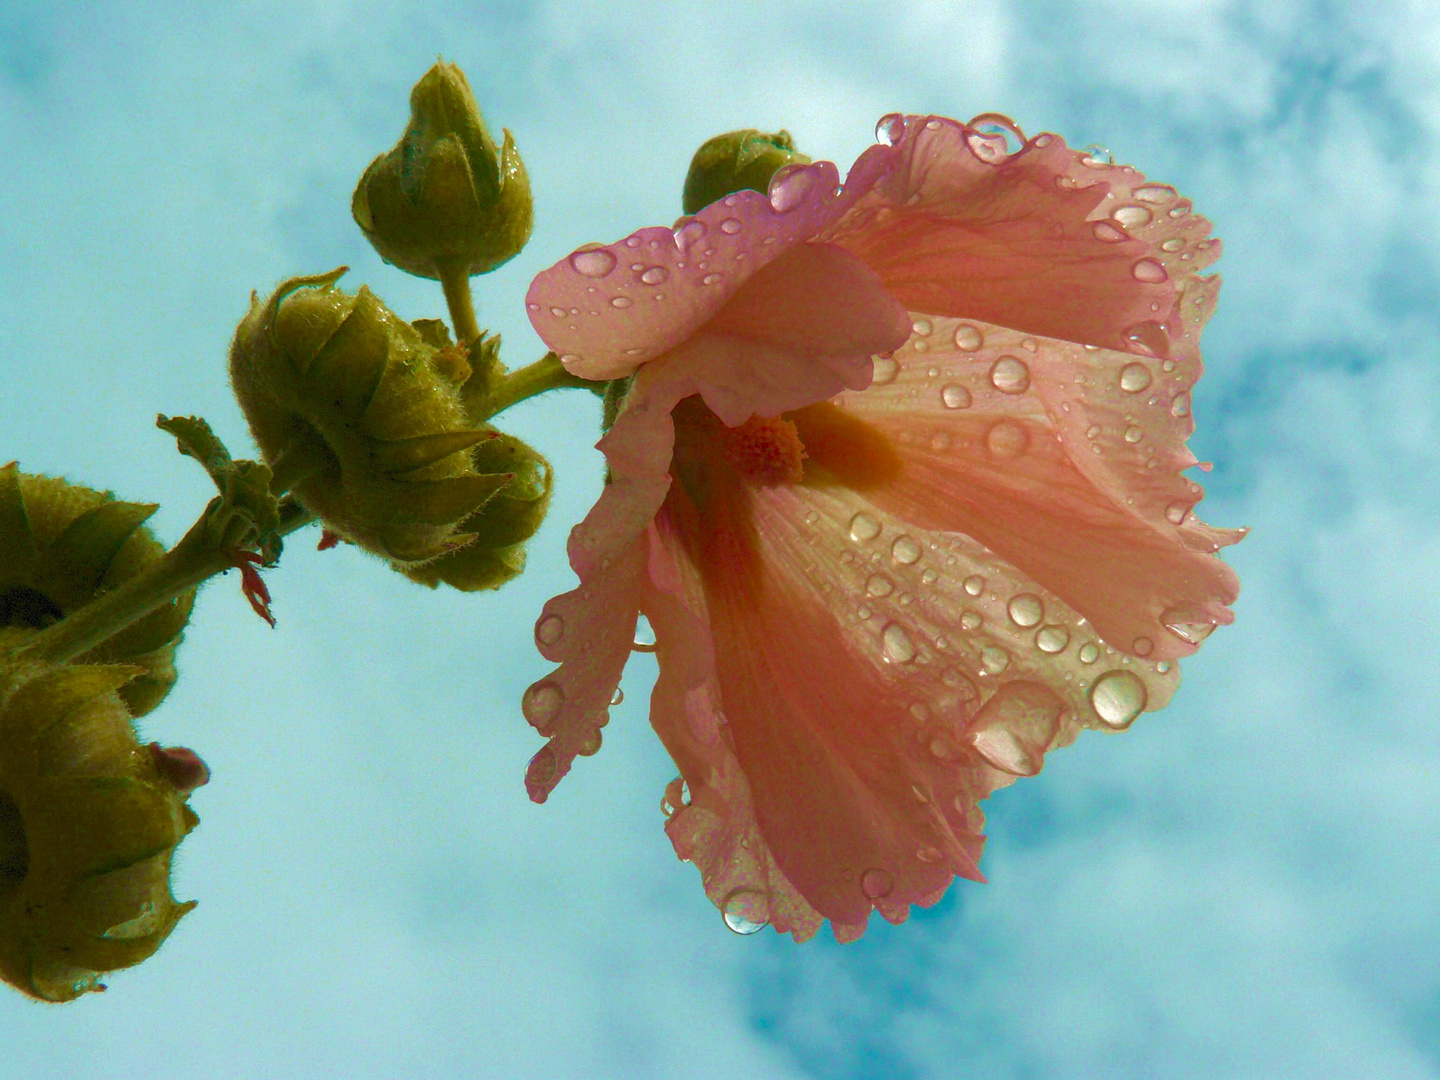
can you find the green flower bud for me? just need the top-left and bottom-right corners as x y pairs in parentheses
(0, 653), (204, 1002)
(0, 466), (192, 718)
(228, 270), (515, 565)
(352, 61), (533, 280)
(681, 129), (812, 215)
(401, 428), (552, 592)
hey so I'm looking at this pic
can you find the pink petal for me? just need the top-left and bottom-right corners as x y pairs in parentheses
(836, 311), (1240, 660)
(825, 116), (1185, 354)
(522, 535), (646, 802)
(527, 159), (891, 381)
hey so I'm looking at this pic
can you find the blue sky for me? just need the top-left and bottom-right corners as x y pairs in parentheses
(2, 1), (1438, 1077)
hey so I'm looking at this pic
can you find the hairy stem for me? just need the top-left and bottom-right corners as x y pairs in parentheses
(438, 262), (480, 346)
(13, 499), (315, 666)
(474, 353), (596, 421)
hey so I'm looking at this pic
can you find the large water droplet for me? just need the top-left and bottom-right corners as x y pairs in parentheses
(1132, 183), (1175, 204)
(876, 113), (907, 145)
(881, 622), (917, 664)
(860, 867), (895, 900)
(609, 296), (633, 309)
(1113, 205), (1153, 228)
(953, 324), (984, 351)
(866, 573), (894, 597)
(941, 383), (971, 409)
(1091, 220), (1128, 243)
(1078, 642), (1100, 664)
(633, 614), (657, 652)
(719, 217), (743, 234)
(769, 165), (814, 213)
(1132, 258), (1169, 283)
(1090, 670), (1147, 729)
(871, 354), (898, 384)
(970, 681), (1063, 776)
(569, 247), (617, 278)
(527, 747), (557, 785)
(1035, 625), (1070, 653)
(578, 729), (603, 756)
(675, 219), (708, 250)
(722, 889), (770, 935)
(891, 535), (922, 565)
(1170, 392), (1192, 418)
(639, 266), (669, 285)
(1165, 500), (1190, 525)
(1120, 362), (1153, 393)
(986, 419), (1029, 457)
(963, 574), (985, 596)
(1161, 604), (1217, 644)
(849, 512), (881, 542)
(1007, 593), (1043, 627)
(535, 613), (565, 647)
(960, 611), (982, 631)
(522, 679), (564, 731)
(980, 646), (1010, 674)
(989, 355), (1030, 393)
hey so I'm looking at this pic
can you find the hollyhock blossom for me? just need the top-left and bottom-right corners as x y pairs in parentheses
(522, 114), (1243, 941)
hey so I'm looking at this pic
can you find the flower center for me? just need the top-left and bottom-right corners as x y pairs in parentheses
(0, 791), (28, 892)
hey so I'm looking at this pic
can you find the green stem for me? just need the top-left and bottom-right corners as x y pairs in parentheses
(438, 263), (480, 346)
(15, 498), (315, 667)
(474, 353), (596, 421)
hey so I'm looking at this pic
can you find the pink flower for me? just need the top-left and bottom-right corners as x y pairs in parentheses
(522, 114), (1243, 941)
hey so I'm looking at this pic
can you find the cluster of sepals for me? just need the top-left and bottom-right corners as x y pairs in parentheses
(0, 58), (1246, 996)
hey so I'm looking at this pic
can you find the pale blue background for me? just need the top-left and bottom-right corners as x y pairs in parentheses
(2, 2), (1437, 1077)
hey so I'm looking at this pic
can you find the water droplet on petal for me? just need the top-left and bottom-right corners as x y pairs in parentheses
(986, 420), (1029, 457)
(1078, 642), (1100, 664)
(769, 164), (814, 213)
(910, 782), (932, 803)
(723, 889), (770, 935)
(1091, 220), (1128, 243)
(1170, 392), (1192, 417)
(1133, 183), (1175, 203)
(569, 247), (617, 278)
(1131, 636), (1154, 657)
(891, 535), (922, 565)
(963, 574), (985, 596)
(702, 273), (724, 285)
(871, 354), (898, 384)
(953, 324), (984, 351)
(989, 355), (1030, 393)
(1165, 500), (1190, 525)
(719, 218), (743, 234)
(916, 846), (943, 863)
(1132, 258), (1168, 283)
(941, 383), (971, 409)
(1007, 593), (1043, 627)
(1161, 605), (1217, 644)
(1161, 238), (1185, 252)
(860, 867), (895, 899)
(911, 317), (933, 336)
(866, 573), (894, 597)
(549, 306), (567, 317)
(535, 613), (565, 646)
(849, 512), (881, 542)
(611, 686), (625, 705)
(578, 729), (603, 756)
(960, 611), (982, 631)
(1113, 205), (1153, 228)
(527, 747), (557, 785)
(675, 219), (708, 249)
(522, 680), (565, 731)
(1090, 669), (1148, 729)
(640, 266), (669, 285)
(1124, 425), (1144, 443)
(980, 646), (1010, 674)
(880, 622), (917, 664)
(1120, 362), (1153, 393)
(609, 295), (633, 309)
(876, 113), (906, 145)
(1036, 625), (1070, 653)
(921, 568), (938, 585)
(632, 614), (657, 652)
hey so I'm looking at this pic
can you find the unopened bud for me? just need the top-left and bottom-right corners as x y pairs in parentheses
(682, 129), (811, 215)
(229, 271), (515, 565)
(352, 61), (533, 280)
(0, 656), (204, 1002)
(0, 465), (192, 717)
